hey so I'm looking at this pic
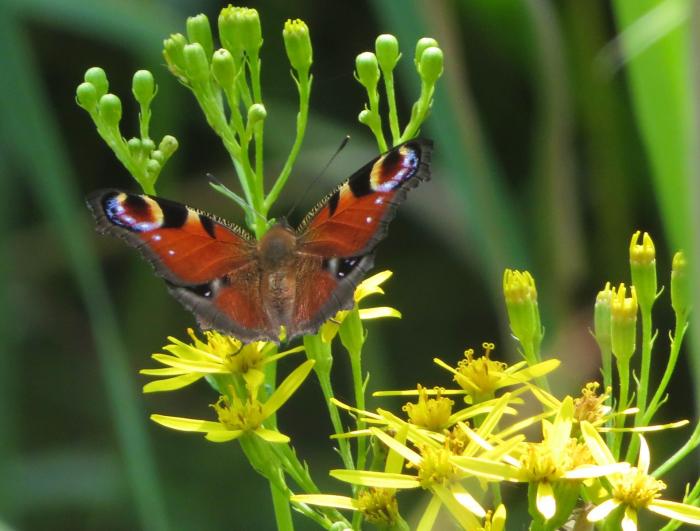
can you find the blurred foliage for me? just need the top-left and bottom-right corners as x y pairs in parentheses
(0, 0), (698, 529)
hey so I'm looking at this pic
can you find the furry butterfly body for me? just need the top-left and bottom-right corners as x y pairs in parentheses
(87, 139), (432, 342)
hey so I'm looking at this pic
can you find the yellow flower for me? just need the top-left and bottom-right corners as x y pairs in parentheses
(318, 270), (401, 342)
(433, 342), (559, 401)
(582, 423), (700, 528)
(454, 397), (628, 522)
(150, 359), (315, 443)
(140, 329), (303, 393)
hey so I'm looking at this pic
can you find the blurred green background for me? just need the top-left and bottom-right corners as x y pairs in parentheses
(1, 0), (699, 529)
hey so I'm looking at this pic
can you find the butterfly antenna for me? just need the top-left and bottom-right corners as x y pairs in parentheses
(285, 135), (351, 220)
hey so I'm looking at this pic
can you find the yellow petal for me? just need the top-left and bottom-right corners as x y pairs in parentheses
(536, 481), (556, 520)
(563, 463), (629, 479)
(359, 307), (401, 320)
(637, 434), (650, 473)
(621, 506), (637, 531)
(416, 495), (441, 531)
(581, 421), (616, 466)
(151, 354), (228, 373)
(140, 367), (189, 376)
(254, 428), (290, 443)
(370, 427), (422, 466)
(291, 494), (359, 511)
(330, 469), (420, 489)
(451, 484), (486, 517)
(262, 359), (315, 417)
(205, 430), (243, 443)
(648, 499), (700, 524)
(142, 373), (203, 393)
(354, 270), (392, 301)
(150, 414), (224, 433)
(432, 484), (482, 528)
(587, 499), (621, 522)
(451, 456), (523, 482)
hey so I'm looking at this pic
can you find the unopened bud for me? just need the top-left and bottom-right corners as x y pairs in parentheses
(98, 94), (122, 128)
(594, 282), (613, 353)
(355, 52), (380, 89)
(186, 14), (214, 60)
(84, 67), (109, 98)
(375, 34), (400, 72)
(211, 48), (236, 88)
(503, 269), (542, 351)
(414, 37), (439, 67)
(418, 47), (444, 85)
(671, 251), (690, 322)
(283, 18), (313, 74)
(132, 70), (156, 108)
(127, 137), (142, 156)
(158, 135), (179, 158)
(247, 103), (267, 126)
(163, 33), (188, 74)
(76, 82), (98, 113)
(358, 109), (372, 125)
(184, 43), (210, 83)
(146, 159), (161, 176)
(629, 231), (657, 312)
(610, 284), (637, 361)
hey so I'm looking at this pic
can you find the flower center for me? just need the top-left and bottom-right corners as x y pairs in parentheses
(356, 488), (399, 526)
(402, 385), (453, 431)
(212, 395), (266, 432)
(454, 343), (507, 396)
(613, 467), (666, 509)
(415, 446), (459, 488)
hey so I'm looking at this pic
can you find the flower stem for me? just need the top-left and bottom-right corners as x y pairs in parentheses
(265, 74), (311, 212)
(652, 420), (700, 478)
(382, 68), (401, 145)
(270, 480), (295, 531)
(635, 309), (653, 415)
(612, 356), (630, 458)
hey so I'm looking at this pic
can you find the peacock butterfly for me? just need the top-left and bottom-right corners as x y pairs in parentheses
(87, 138), (432, 343)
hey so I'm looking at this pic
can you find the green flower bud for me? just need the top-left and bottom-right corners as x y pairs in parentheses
(375, 34), (400, 72)
(358, 109), (372, 125)
(671, 251), (690, 322)
(339, 307), (364, 356)
(146, 159), (161, 176)
(84, 67), (109, 98)
(414, 37), (439, 67)
(283, 19), (313, 74)
(141, 138), (155, 153)
(594, 282), (613, 353)
(218, 6), (261, 58)
(76, 82), (98, 113)
(355, 52), (380, 89)
(503, 269), (542, 350)
(186, 14), (215, 60)
(163, 33), (188, 74)
(237, 7), (263, 55)
(184, 43), (210, 83)
(98, 94), (122, 128)
(127, 137), (142, 156)
(158, 135), (179, 158)
(150, 150), (164, 164)
(629, 231), (657, 313)
(610, 283), (637, 361)
(418, 46), (444, 85)
(132, 70), (156, 108)
(247, 103), (267, 126)
(211, 48), (236, 88)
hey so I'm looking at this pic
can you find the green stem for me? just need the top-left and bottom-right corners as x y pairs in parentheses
(600, 342), (614, 447)
(636, 309), (653, 414)
(644, 319), (689, 424)
(270, 481), (295, 531)
(382, 68), (401, 145)
(399, 80), (434, 142)
(652, 420), (700, 478)
(612, 356), (631, 458)
(349, 349), (366, 531)
(265, 73), (311, 212)
(315, 369), (355, 471)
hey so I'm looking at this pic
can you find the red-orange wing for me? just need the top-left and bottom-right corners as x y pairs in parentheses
(289, 139), (432, 337)
(297, 139), (432, 257)
(87, 190), (274, 342)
